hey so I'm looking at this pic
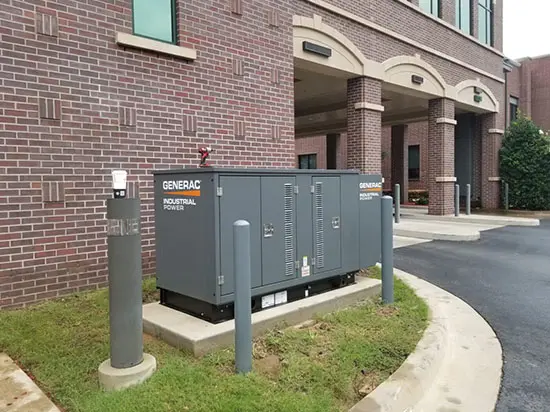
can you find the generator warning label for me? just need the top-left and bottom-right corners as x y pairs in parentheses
(162, 179), (201, 211)
(359, 181), (382, 201)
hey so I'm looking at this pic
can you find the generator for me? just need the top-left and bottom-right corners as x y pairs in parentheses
(152, 167), (382, 323)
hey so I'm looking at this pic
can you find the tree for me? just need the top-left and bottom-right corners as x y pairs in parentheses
(499, 112), (550, 210)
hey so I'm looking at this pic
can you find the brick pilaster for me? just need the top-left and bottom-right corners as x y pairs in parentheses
(391, 124), (408, 204)
(480, 113), (503, 209)
(346, 76), (382, 174)
(440, 0), (455, 26)
(428, 98), (456, 215)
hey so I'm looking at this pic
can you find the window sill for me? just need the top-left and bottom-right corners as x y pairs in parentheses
(115, 32), (197, 61)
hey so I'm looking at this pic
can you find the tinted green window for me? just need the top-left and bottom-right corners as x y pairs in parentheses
(419, 0), (440, 16)
(408, 145), (420, 180)
(455, 0), (471, 34)
(477, 0), (492, 45)
(133, 0), (176, 44)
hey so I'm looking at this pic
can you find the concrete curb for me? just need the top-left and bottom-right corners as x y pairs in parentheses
(143, 277), (381, 357)
(350, 267), (503, 412)
(394, 227), (481, 242)
(402, 212), (540, 227)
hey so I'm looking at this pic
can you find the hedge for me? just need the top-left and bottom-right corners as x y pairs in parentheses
(499, 113), (550, 210)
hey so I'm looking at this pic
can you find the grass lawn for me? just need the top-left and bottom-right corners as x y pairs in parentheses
(0, 267), (428, 412)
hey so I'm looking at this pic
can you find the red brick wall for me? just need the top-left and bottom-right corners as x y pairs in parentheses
(295, 135), (327, 168)
(0, 0), (295, 309)
(508, 56), (550, 131)
(382, 122), (428, 192)
(526, 56), (550, 132)
(295, 133), (347, 169)
(1, 0), (505, 308)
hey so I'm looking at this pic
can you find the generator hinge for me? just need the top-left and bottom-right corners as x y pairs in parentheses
(295, 260), (300, 269)
(216, 187), (223, 197)
(311, 257), (316, 266)
(294, 185), (299, 194)
(218, 275), (224, 285)
(310, 185), (315, 193)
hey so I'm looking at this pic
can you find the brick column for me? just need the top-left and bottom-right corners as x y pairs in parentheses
(480, 113), (503, 209)
(347, 76), (383, 174)
(428, 98), (456, 215)
(391, 124), (408, 204)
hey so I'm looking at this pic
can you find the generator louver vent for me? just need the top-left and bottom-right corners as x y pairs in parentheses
(284, 183), (294, 276)
(314, 182), (324, 268)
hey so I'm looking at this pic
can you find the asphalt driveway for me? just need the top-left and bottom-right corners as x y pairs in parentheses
(394, 219), (550, 412)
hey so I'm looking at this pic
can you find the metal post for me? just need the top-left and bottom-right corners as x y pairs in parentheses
(233, 220), (252, 374)
(504, 182), (509, 212)
(455, 184), (460, 217)
(381, 196), (394, 304)
(107, 197), (143, 369)
(98, 170), (156, 392)
(394, 184), (400, 224)
(466, 184), (471, 215)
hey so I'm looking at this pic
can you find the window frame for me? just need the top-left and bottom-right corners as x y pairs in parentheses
(509, 96), (519, 123)
(408, 145), (421, 181)
(419, 0), (441, 18)
(132, 0), (178, 45)
(455, 0), (472, 35)
(298, 153), (318, 169)
(477, 0), (493, 46)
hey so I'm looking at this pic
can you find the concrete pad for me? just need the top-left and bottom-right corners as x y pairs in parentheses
(143, 276), (381, 357)
(0, 353), (60, 412)
(98, 353), (157, 392)
(393, 219), (503, 241)
(350, 267), (502, 412)
(393, 235), (432, 249)
(401, 210), (540, 227)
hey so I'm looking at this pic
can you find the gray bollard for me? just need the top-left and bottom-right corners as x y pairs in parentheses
(504, 182), (509, 212)
(394, 184), (400, 224)
(466, 184), (471, 215)
(98, 170), (156, 392)
(455, 184), (460, 217)
(381, 196), (394, 304)
(233, 220), (252, 374)
(107, 197), (143, 368)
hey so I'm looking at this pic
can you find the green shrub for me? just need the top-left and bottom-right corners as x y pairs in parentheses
(408, 190), (429, 205)
(500, 113), (550, 210)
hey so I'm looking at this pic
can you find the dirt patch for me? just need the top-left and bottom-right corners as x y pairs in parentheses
(254, 354), (282, 379)
(376, 306), (399, 317)
(355, 370), (382, 396)
(143, 333), (155, 345)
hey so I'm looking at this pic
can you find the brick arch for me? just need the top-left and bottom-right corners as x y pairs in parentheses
(382, 55), (451, 98)
(293, 15), (383, 79)
(455, 79), (499, 113)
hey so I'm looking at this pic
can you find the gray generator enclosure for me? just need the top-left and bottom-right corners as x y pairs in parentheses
(153, 168), (382, 323)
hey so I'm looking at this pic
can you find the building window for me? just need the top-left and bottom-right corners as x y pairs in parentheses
(455, 0), (471, 34)
(133, 0), (177, 44)
(298, 154), (317, 169)
(419, 0), (440, 17)
(477, 0), (493, 46)
(408, 145), (420, 180)
(510, 96), (519, 123)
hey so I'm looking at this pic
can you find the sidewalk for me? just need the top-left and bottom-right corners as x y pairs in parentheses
(0, 354), (60, 412)
(392, 206), (540, 242)
(401, 205), (540, 227)
(350, 267), (502, 412)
